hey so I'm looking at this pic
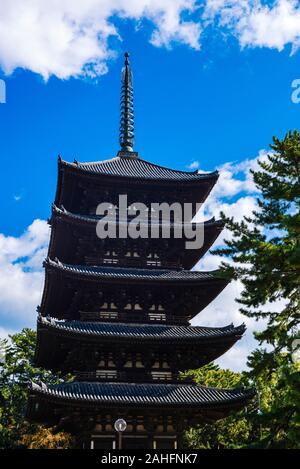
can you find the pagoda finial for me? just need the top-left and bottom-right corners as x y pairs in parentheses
(118, 52), (135, 155)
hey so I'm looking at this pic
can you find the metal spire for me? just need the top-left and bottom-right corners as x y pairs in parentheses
(119, 52), (135, 155)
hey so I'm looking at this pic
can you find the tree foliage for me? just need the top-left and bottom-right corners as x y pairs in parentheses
(0, 328), (73, 449)
(182, 364), (254, 449)
(21, 426), (73, 449)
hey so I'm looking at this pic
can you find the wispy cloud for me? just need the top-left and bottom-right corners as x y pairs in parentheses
(187, 160), (200, 170)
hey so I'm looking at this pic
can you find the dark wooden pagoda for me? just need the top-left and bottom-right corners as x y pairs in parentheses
(27, 53), (255, 449)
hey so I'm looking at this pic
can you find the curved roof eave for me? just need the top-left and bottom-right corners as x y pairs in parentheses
(51, 204), (224, 229)
(28, 380), (256, 408)
(37, 316), (246, 341)
(43, 258), (227, 284)
(58, 156), (219, 183)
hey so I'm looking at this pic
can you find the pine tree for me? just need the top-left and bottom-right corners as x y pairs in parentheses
(214, 131), (300, 448)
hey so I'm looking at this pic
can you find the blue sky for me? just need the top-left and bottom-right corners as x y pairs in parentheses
(1, 17), (300, 236)
(0, 0), (299, 369)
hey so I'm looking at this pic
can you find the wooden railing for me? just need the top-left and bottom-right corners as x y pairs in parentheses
(79, 311), (189, 324)
(84, 256), (180, 269)
(74, 370), (185, 383)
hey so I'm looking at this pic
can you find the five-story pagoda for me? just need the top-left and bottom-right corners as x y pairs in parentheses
(27, 53), (255, 449)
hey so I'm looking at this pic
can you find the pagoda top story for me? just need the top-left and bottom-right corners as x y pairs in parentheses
(55, 52), (218, 216)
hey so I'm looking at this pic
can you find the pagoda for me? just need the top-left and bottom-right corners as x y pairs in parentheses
(26, 53), (255, 449)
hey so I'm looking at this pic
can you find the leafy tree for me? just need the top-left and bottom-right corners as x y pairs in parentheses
(0, 328), (73, 449)
(182, 364), (254, 449)
(246, 352), (300, 448)
(21, 426), (73, 449)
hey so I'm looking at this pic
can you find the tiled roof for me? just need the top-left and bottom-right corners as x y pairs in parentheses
(30, 381), (255, 407)
(51, 204), (224, 229)
(60, 156), (218, 182)
(45, 258), (223, 282)
(39, 316), (245, 341)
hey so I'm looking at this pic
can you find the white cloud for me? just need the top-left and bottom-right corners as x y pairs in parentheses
(0, 1), (300, 80)
(0, 0), (201, 80)
(204, 0), (300, 53)
(191, 279), (260, 372)
(238, 0), (300, 53)
(0, 219), (49, 334)
(187, 160), (200, 170)
(194, 151), (266, 224)
(212, 149), (268, 199)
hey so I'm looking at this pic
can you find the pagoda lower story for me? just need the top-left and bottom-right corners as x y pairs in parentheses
(26, 52), (255, 449)
(28, 380), (254, 449)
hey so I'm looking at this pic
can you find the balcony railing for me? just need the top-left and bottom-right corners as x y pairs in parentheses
(84, 256), (180, 269)
(79, 310), (189, 324)
(75, 370), (182, 383)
